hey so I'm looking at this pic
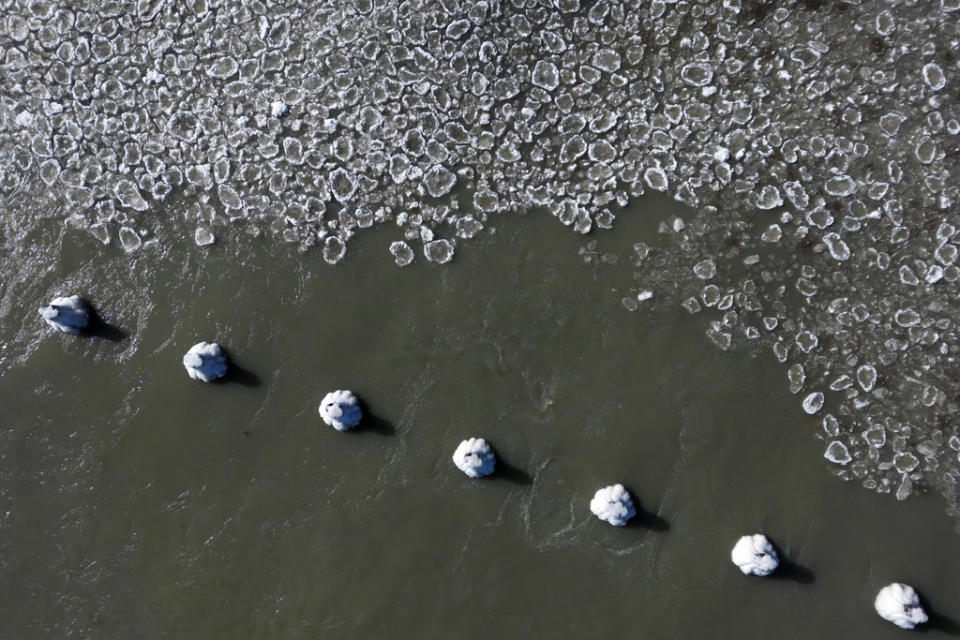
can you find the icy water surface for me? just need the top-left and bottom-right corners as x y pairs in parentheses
(1, 200), (960, 638)
(2, 0), (959, 515)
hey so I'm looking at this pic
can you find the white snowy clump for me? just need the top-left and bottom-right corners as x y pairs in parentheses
(182, 342), (229, 382)
(452, 438), (496, 478)
(318, 390), (363, 431)
(590, 484), (636, 526)
(730, 534), (780, 576)
(875, 583), (928, 629)
(38, 295), (90, 334)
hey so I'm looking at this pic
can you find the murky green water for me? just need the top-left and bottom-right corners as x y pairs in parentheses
(1, 195), (958, 639)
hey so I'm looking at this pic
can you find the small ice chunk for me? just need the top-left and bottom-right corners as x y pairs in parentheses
(761, 224), (782, 242)
(922, 63), (946, 91)
(875, 583), (928, 629)
(693, 259), (716, 279)
(452, 437), (496, 478)
(115, 179), (148, 211)
(182, 342), (228, 382)
(270, 101), (288, 117)
(856, 364), (877, 391)
(194, 227), (215, 246)
(424, 239), (454, 264)
(802, 391), (824, 414)
(823, 232), (850, 261)
(389, 241), (415, 266)
(330, 168), (356, 202)
(730, 534), (779, 576)
(824, 441), (852, 465)
(319, 390), (362, 431)
(590, 484), (636, 526)
(38, 295), (89, 334)
(424, 165), (456, 197)
(323, 236), (347, 265)
(531, 60), (559, 90)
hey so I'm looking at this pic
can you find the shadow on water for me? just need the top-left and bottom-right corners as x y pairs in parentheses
(354, 399), (396, 436)
(216, 348), (262, 387)
(917, 593), (960, 635)
(625, 508), (671, 532)
(81, 306), (128, 342)
(769, 558), (816, 585)
(493, 457), (533, 485)
(619, 485), (670, 532)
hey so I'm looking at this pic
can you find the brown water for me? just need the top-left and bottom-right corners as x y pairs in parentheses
(1, 195), (958, 639)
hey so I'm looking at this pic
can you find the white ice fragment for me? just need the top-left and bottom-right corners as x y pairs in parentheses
(802, 391), (824, 414)
(183, 342), (228, 382)
(531, 60), (559, 91)
(894, 452), (919, 473)
(452, 437), (496, 478)
(319, 390), (362, 431)
(38, 295), (89, 334)
(424, 165), (456, 197)
(144, 70), (164, 85)
(330, 168), (356, 202)
(856, 364), (877, 391)
(693, 259), (716, 280)
(824, 441), (852, 465)
(761, 224), (782, 243)
(270, 101), (288, 117)
(590, 484), (636, 526)
(680, 62), (713, 86)
(644, 167), (668, 191)
(115, 179), (148, 211)
(15, 110), (35, 128)
(922, 63), (946, 91)
(194, 227), (215, 246)
(637, 290), (654, 302)
(755, 186), (782, 210)
(118, 227), (142, 252)
(730, 534), (779, 576)
(824, 175), (856, 197)
(875, 583), (928, 629)
(823, 232), (850, 261)
(894, 308), (920, 327)
(424, 239), (454, 264)
(323, 236), (346, 265)
(389, 241), (415, 267)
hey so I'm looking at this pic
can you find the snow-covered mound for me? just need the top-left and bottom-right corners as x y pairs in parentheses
(182, 342), (228, 382)
(875, 583), (928, 629)
(38, 295), (89, 334)
(730, 534), (779, 576)
(590, 484), (636, 526)
(452, 438), (496, 478)
(319, 390), (362, 431)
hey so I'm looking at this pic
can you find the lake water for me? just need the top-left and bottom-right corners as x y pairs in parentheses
(2, 194), (959, 639)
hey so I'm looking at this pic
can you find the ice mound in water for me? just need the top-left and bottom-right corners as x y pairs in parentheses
(730, 534), (779, 576)
(319, 390), (362, 431)
(452, 438), (496, 478)
(38, 295), (89, 334)
(590, 484), (636, 526)
(182, 342), (228, 382)
(874, 583), (928, 629)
